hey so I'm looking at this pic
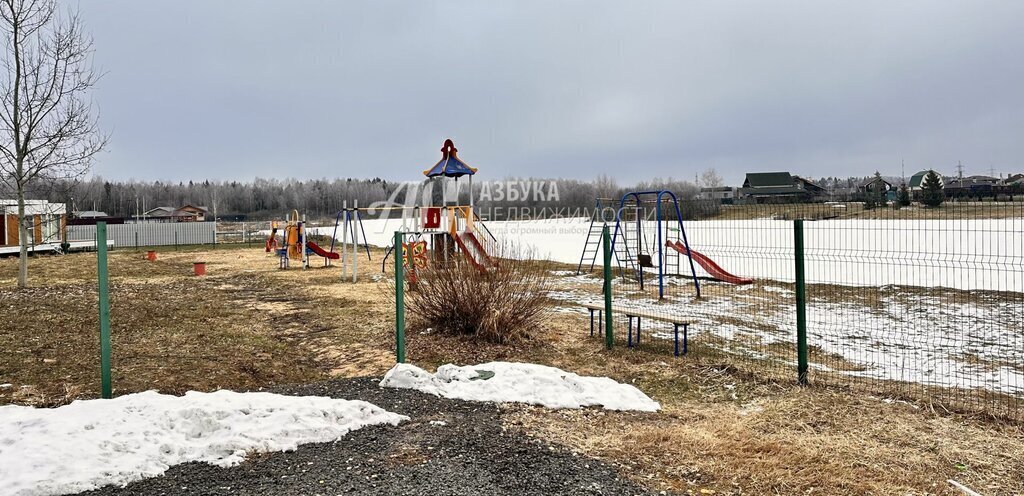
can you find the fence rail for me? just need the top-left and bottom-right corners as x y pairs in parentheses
(594, 200), (1023, 420)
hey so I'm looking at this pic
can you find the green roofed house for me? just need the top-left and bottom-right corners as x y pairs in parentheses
(740, 172), (825, 203)
(908, 170), (943, 192)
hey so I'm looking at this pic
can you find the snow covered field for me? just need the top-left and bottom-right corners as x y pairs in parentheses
(0, 391), (406, 496)
(328, 216), (1024, 292)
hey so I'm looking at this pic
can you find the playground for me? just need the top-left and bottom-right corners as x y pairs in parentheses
(1, 141), (1022, 495)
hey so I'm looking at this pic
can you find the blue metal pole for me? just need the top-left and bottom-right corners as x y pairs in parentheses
(667, 192), (701, 298)
(656, 193), (664, 299)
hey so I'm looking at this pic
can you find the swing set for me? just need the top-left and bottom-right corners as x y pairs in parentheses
(610, 191), (703, 299)
(578, 190), (752, 300)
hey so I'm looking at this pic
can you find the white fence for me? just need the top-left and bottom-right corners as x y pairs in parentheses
(68, 222), (217, 248)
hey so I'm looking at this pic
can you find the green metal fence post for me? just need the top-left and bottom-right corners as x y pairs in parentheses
(97, 222), (112, 399)
(394, 231), (406, 363)
(794, 219), (808, 385)
(603, 225), (613, 349)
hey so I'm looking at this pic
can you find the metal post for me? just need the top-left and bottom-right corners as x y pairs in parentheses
(97, 222), (112, 399)
(794, 219), (808, 385)
(341, 201), (348, 276)
(394, 231), (406, 363)
(656, 200), (664, 299)
(301, 215), (308, 269)
(603, 225), (613, 349)
(351, 205), (358, 282)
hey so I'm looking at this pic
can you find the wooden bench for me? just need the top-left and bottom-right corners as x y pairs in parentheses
(582, 303), (691, 357)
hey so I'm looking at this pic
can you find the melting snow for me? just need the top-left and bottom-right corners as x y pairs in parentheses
(380, 362), (660, 412)
(0, 390), (407, 496)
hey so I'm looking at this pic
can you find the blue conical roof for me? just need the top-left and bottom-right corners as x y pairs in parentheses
(423, 139), (478, 178)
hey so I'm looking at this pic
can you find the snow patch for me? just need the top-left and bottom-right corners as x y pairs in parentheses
(0, 390), (407, 496)
(381, 362), (660, 412)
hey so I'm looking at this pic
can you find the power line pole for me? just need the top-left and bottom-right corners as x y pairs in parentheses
(956, 160), (965, 180)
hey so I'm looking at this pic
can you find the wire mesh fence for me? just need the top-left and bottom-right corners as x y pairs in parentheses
(595, 199), (1023, 420)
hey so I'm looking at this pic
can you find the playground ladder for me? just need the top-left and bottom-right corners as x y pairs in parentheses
(664, 225), (680, 275)
(575, 221), (607, 275)
(611, 210), (640, 282)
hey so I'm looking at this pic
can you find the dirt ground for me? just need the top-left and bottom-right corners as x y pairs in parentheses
(1, 244), (1022, 495)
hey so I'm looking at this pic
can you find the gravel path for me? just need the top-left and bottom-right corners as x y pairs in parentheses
(82, 378), (657, 496)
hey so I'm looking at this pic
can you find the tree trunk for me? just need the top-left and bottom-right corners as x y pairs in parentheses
(17, 184), (28, 288)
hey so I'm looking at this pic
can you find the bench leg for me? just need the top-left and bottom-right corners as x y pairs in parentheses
(674, 323), (679, 357)
(627, 316), (633, 348)
(598, 310), (603, 337)
(683, 323), (689, 355)
(636, 317), (641, 346)
(589, 309), (594, 337)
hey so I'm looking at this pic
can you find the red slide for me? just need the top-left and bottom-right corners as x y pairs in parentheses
(454, 231), (494, 271)
(306, 241), (340, 260)
(667, 241), (753, 285)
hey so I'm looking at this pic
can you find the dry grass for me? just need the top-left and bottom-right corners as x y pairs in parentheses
(1, 244), (1022, 494)
(0, 245), (327, 405)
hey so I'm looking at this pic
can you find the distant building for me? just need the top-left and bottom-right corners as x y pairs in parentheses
(698, 187), (738, 204)
(946, 175), (1000, 198)
(1003, 173), (1024, 186)
(1, 200), (66, 247)
(141, 206), (175, 222)
(858, 177), (893, 197)
(141, 205), (209, 222)
(740, 172), (825, 203)
(172, 205), (209, 222)
(908, 170), (943, 192)
(73, 210), (108, 219)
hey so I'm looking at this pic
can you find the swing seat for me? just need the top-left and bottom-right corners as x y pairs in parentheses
(637, 253), (654, 268)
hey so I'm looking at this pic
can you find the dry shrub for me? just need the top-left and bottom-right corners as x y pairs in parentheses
(404, 244), (553, 344)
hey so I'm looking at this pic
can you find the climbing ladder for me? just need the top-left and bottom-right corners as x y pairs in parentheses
(576, 199), (622, 275)
(577, 204), (606, 274)
(610, 204), (644, 283)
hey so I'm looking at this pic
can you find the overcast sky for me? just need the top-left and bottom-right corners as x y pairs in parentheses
(76, 1), (1023, 185)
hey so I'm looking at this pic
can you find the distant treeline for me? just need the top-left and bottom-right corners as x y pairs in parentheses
(30, 173), (988, 222)
(28, 175), (710, 221)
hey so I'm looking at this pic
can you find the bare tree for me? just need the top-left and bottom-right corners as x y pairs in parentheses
(0, 0), (105, 287)
(700, 168), (724, 189)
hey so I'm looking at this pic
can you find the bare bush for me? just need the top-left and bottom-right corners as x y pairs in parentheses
(400, 244), (553, 344)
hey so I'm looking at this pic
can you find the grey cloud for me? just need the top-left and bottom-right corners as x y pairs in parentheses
(76, 0), (1024, 185)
